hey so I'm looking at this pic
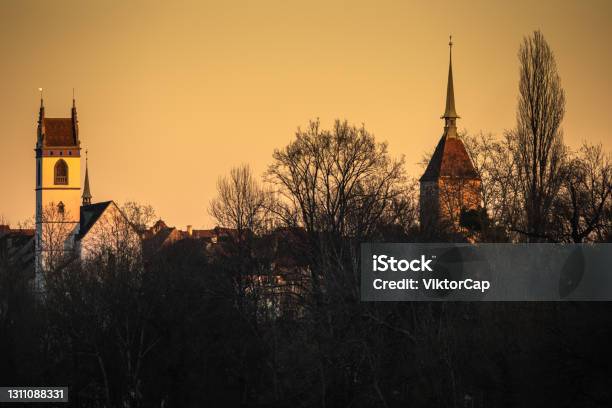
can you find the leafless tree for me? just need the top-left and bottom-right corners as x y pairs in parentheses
(461, 132), (522, 241)
(267, 119), (405, 240)
(209, 164), (273, 236)
(121, 201), (157, 233)
(46, 210), (155, 408)
(551, 143), (611, 242)
(510, 30), (567, 241)
(39, 202), (78, 273)
(380, 177), (420, 236)
(16, 216), (35, 230)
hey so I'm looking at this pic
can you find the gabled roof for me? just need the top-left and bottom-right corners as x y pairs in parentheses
(42, 118), (78, 147)
(420, 135), (480, 182)
(78, 201), (113, 239)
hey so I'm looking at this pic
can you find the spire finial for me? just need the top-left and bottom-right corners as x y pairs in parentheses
(38, 88), (44, 107)
(72, 88), (75, 107)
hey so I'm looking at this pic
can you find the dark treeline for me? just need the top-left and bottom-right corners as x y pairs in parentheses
(1, 31), (611, 407)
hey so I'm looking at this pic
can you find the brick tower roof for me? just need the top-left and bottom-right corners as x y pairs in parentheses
(36, 92), (80, 148)
(41, 118), (77, 146)
(420, 135), (479, 181)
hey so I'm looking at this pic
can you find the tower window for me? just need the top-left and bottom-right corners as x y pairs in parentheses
(54, 159), (68, 185)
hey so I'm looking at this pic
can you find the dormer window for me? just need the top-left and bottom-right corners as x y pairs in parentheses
(54, 159), (68, 185)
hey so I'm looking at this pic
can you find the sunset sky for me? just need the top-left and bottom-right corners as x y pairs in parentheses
(1, 0), (610, 228)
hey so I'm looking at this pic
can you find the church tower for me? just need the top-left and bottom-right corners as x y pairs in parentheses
(419, 38), (481, 235)
(35, 92), (82, 277)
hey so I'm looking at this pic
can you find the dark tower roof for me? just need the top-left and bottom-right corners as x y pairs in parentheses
(420, 37), (479, 182)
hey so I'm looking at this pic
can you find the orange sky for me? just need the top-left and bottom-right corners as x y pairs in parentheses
(1, 0), (610, 229)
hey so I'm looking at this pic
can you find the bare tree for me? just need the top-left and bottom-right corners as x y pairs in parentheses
(511, 30), (567, 241)
(16, 216), (35, 230)
(379, 177), (420, 237)
(267, 119), (405, 240)
(46, 211), (155, 408)
(121, 201), (157, 233)
(551, 143), (611, 242)
(209, 164), (273, 236)
(461, 132), (522, 241)
(39, 202), (78, 272)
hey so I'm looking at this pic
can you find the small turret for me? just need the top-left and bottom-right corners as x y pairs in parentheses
(82, 150), (92, 206)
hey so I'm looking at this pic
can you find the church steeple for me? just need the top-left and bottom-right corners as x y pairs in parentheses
(82, 150), (92, 206)
(442, 36), (459, 138)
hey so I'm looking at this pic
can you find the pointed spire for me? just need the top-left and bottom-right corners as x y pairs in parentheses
(441, 36), (459, 138)
(443, 36), (459, 119)
(82, 150), (92, 206)
(37, 88), (45, 144)
(71, 88), (79, 144)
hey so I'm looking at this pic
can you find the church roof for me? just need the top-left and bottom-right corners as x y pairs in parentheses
(42, 118), (78, 147)
(78, 201), (113, 239)
(420, 135), (480, 182)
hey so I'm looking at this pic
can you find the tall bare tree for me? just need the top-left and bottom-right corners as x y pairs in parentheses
(209, 164), (272, 237)
(267, 119), (405, 241)
(511, 30), (567, 241)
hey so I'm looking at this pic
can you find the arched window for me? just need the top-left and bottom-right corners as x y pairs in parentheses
(54, 159), (68, 185)
(58, 201), (65, 215)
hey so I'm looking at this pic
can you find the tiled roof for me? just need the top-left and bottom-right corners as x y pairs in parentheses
(420, 135), (480, 182)
(43, 118), (77, 147)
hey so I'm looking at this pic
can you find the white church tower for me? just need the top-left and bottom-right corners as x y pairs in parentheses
(34, 92), (82, 282)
